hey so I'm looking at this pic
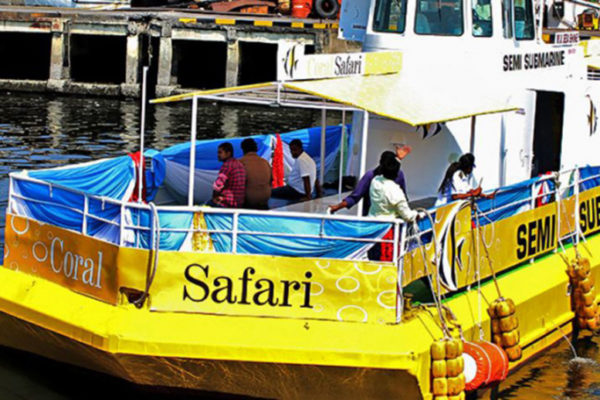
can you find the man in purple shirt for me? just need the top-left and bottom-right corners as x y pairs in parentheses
(329, 146), (410, 216)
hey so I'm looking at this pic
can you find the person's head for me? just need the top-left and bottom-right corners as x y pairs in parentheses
(377, 151), (400, 180)
(373, 151), (399, 178)
(458, 153), (475, 175)
(241, 138), (258, 155)
(289, 139), (304, 159)
(218, 142), (234, 162)
(438, 153), (476, 192)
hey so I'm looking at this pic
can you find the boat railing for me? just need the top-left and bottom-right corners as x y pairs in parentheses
(8, 166), (600, 323)
(8, 165), (600, 269)
(8, 172), (401, 261)
(399, 167), (600, 276)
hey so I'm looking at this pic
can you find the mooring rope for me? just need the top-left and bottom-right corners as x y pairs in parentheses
(134, 202), (161, 308)
(412, 208), (450, 338)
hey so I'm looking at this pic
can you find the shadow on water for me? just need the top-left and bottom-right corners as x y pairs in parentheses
(0, 346), (257, 400)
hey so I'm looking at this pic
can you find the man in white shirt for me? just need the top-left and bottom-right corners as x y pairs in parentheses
(272, 139), (318, 202)
(368, 155), (420, 222)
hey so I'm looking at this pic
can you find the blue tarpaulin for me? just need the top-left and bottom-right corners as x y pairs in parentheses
(204, 213), (391, 258)
(14, 156), (135, 241)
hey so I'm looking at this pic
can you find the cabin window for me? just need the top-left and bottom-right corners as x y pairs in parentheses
(501, 0), (513, 38)
(373, 0), (408, 33)
(415, 0), (463, 36)
(514, 0), (535, 40)
(472, 0), (492, 37)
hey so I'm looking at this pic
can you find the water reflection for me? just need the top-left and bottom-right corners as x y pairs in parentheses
(493, 332), (600, 399)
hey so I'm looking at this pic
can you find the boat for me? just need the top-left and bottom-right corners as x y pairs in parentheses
(2, 0), (600, 398)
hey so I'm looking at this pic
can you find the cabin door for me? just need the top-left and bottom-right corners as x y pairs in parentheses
(531, 91), (564, 177)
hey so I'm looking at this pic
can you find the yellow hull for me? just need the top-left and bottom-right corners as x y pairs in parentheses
(0, 234), (596, 399)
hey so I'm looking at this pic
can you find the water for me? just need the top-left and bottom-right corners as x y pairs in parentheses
(1, 92), (600, 399)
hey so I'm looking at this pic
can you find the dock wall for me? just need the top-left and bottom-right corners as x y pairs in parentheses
(0, 7), (359, 97)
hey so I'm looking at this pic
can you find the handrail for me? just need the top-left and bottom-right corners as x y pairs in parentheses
(10, 164), (600, 324)
(10, 166), (600, 262)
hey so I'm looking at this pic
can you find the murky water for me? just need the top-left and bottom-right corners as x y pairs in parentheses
(1, 92), (600, 399)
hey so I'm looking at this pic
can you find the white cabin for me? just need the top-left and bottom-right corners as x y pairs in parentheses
(339, 0), (600, 203)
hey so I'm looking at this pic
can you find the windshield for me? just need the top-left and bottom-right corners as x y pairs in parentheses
(415, 0), (464, 36)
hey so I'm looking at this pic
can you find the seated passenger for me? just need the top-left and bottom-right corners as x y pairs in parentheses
(368, 154), (420, 222)
(207, 142), (246, 208)
(272, 139), (319, 203)
(239, 138), (271, 210)
(435, 153), (493, 206)
(329, 145), (410, 216)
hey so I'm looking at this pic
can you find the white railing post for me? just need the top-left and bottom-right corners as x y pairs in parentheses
(7, 174), (13, 213)
(188, 96), (198, 207)
(575, 168), (581, 245)
(232, 212), (239, 254)
(392, 221), (400, 267)
(82, 195), (88, 236)
(358, 111), (370, 216)
(338, 111), (346, 201)
(396, 223), (407, 324)
(119, 203), (125, 247)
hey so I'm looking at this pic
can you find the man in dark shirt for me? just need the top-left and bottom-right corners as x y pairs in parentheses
(239, 138), (271, 209)
(329, 146), (410, 216)
(208, 142), (246, 208)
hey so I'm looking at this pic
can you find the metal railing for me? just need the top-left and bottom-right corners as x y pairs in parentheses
(8, 166), (600, 323)
(8, 172), (400, 256)
(10, 167), (600, 260)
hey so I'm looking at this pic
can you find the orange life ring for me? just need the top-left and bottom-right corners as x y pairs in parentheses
(463, 341), (509, 391)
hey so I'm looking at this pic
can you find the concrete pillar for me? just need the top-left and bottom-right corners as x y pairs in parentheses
(155, 23), (176, 97)
(225, 40), (240, 88)
(121, 33), (141, 97)
(48, 18), (68, 92)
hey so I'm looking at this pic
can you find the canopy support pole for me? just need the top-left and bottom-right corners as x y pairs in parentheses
(320, 108), (326, 184)
(188, 96), (198, 207)
(469, 116), (476, 154)
(138, 66), (149, 203)
(358, 110), (370, 216)
(338, 110), (346, 201)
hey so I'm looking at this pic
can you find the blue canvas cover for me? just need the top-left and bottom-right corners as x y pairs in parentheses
(13, 156), (135, 240)
(204, 213), (392, 259)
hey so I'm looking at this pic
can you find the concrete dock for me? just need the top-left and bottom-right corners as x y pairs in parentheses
(0, 5), (357, 97)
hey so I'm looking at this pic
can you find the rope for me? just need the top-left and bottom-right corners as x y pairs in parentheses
(134, 202), (161, 308)
(442, 304), (465, 341)
(473, 202), (503, 299)
(412, 208), (450, 338)
(555, 174), (592, 259)
(469, 200), (485, 341)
